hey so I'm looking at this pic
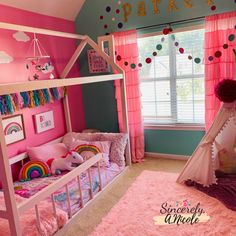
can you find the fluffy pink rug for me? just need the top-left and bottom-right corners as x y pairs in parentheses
(91, 170), (236, 236)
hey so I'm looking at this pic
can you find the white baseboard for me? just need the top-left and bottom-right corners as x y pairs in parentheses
(145, 152), (189, 161)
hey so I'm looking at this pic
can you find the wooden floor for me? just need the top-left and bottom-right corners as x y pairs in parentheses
(61, 157), (187, 236)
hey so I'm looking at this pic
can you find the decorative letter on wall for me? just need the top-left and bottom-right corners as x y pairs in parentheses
(137, 1), (147, 17)
(183, 0), (193, 8)
(2, 114), (25, 145)
(122, 3), (132, 22)
(207, 0), (214, 6)
(34, 110), (54, 133)
(152, 0), (161, 14)
(168, 0), (179, 11)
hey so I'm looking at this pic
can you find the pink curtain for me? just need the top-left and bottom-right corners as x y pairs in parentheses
(205, 11), (236, 130)
(113, 30), (144, 163)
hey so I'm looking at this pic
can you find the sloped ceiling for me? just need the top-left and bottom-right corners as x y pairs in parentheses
(0, 0), (85, 20)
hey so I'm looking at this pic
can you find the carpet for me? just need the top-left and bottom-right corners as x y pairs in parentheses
(90, 170), (236, 236)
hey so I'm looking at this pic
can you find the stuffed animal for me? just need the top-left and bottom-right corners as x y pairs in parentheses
(47, 151), (84, 175)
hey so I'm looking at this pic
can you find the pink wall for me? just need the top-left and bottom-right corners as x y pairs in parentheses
(0, 4), (85, 163)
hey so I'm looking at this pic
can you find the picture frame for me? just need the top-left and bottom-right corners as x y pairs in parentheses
(87, 48), (109, 73)
(2, 114), (25, 145)
(34, 110), (54, 133)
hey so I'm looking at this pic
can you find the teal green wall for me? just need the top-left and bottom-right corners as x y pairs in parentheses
(145, 129), (205, 156)
(76, 0), (235, 39)
(82, 81), (119, 132)
(76, 0), (234, 155)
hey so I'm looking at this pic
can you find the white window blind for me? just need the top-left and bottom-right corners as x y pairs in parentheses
(138, 28), (205, 125)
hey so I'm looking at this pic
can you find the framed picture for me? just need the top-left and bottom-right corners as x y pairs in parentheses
(2, 114), (25, 145)
(34, 110), (54, 133)
(87, 48), (109, 73)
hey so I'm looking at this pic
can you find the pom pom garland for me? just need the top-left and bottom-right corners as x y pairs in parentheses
(215, 79), (236, 103)
(0, 87), (66, 115)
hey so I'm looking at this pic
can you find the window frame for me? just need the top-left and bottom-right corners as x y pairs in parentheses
(138, 24), (205, 130)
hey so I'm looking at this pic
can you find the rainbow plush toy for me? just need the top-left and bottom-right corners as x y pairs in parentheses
(19, 160), (51, 182)
(75, 144), (101, 156)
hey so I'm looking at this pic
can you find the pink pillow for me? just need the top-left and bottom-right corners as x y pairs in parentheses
(69, 140), (111, 167)
(99, 133), (128, 167)
(63, 132), (101, 148)
(27, 143), (68, 162)
(63, 132), (128, 167)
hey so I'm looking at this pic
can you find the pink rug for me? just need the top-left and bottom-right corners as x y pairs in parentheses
(91, 170), (236, 236)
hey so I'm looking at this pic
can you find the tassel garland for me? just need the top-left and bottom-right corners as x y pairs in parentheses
(38, 90), (45, 106)
(0, 87), (65, 115)
(33, 90), (40, 107)
(5, 95), (14, 114)
(42, 89), (50, 103)
(29, 91), (35, 108)
(50, 88), (59, 101)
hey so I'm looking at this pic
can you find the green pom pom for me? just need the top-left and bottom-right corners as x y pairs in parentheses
(156, 44), (162, 51)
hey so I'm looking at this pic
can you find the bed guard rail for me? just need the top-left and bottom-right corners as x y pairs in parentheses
(17, 154), (102, 216)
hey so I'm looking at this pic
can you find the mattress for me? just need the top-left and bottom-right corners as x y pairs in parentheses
(14, 162), (123, 215)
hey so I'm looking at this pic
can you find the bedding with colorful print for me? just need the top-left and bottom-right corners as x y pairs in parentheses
(14, 162), (123, 215)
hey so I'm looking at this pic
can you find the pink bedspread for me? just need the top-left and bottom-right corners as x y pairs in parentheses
(0, 192), (68, 236)
(14, 162), (123, 215)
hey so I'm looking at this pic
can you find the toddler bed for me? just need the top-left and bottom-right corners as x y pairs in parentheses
(0, 21), (130, 236)
(5, 131), (128, 234)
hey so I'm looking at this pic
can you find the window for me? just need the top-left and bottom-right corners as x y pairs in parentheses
(138, 27), (205, 126)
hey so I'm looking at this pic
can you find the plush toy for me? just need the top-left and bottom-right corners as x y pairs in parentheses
(47, 151), (84, 175)
(19, 160), (51, 182)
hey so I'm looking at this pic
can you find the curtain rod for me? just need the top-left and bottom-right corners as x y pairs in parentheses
(136, 16), (205, 31)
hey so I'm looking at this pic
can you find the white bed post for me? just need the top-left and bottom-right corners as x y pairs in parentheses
(98, 35), (131, 166)
(60, 39), (88, 132)
(0, 115), (21, 236)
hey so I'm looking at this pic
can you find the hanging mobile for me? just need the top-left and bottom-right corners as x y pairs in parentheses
(25, 33), (51, 80)
(26, 33), (50, 62)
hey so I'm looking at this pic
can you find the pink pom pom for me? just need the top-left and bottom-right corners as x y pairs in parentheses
(215, 79), (236, 103)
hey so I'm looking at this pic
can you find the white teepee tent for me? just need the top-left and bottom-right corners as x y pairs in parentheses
(177, 102), (236, 186)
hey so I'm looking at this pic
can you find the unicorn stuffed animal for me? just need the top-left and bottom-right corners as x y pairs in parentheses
(48, 151), (84, 175)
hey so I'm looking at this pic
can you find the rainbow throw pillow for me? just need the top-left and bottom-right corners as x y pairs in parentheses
(74, 144), (101, 159)
(19, 160), (51, 182)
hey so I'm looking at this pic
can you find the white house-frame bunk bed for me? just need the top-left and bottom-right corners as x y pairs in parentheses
(0, 22), (131, 236)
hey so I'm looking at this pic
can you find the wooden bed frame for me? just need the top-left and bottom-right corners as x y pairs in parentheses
(0, 21), (131, 236)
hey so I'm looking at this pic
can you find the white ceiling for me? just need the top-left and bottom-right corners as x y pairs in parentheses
(0, 0), (85, 20)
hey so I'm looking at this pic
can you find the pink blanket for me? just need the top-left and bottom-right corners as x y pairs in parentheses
(0, 192), (68, 236)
